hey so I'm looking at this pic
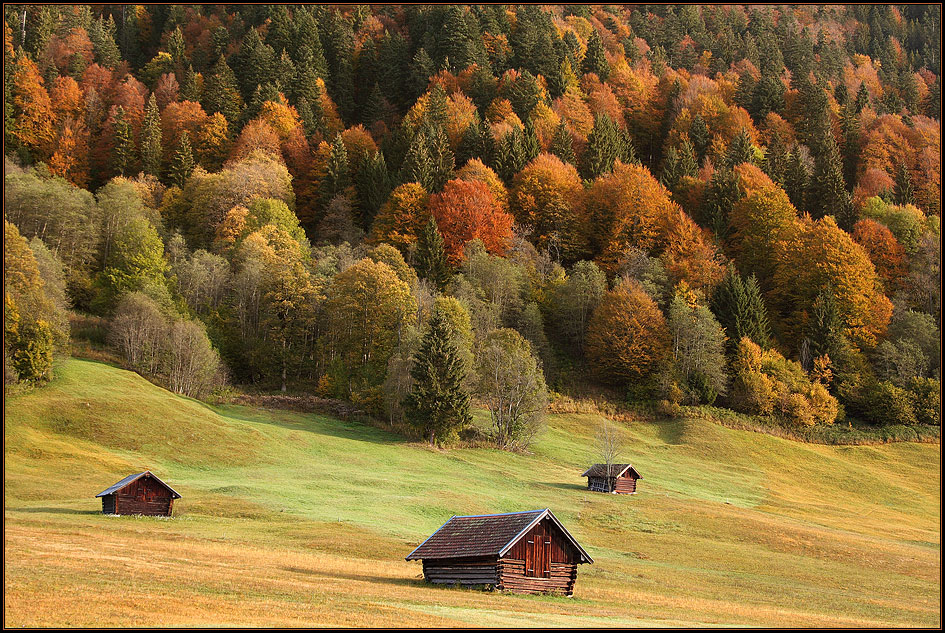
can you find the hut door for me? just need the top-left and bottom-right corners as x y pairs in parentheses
(134, 480), (147, 502)
(525, 531), (551, 578)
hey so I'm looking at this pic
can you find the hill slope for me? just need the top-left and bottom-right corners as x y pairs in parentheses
(3, 359), (940, 627)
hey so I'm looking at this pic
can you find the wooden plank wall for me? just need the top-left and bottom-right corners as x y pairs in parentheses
(497, 559), (577, 595)
(421, 558), (498, 586)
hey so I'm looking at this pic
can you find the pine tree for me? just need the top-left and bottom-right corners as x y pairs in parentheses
(354, 151), (391, 228)
(322, 134), (351, 207)
(854, 82), (869, 114)
(180, 64), (201, 102)
(403, 307), (471, 446)
(894, 162), (914, 205)
(804, 284), (844, 368)
(689, 113), (710, 163)
(808, 132), (848, 220)
(710, 264), (771, 353)
(112, 105), (134, 177)
(140, 94), (162, 177)
(700, 167), (741, 239)
(725, 127), (755, 168)
(168, 131), (194, 188)
(550, 120), (575, 165)
(582, 29), (610, 80)
(416, 216), (451, 292)
(401, 131), (435, 190)
(203, 55), (243, 125)
(522, 120), (541, 164)
(784, 146), (809, 213)
(581, 114), (619, 180)
(362, 82), (386, 126)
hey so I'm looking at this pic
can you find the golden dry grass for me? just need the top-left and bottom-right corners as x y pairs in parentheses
(3, 359), (941, 627)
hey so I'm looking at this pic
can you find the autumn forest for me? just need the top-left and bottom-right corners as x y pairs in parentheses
(3, 4), (942, 446)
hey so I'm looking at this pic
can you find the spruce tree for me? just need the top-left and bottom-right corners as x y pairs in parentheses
(582, 29), (610, 80)
(710, 265), (771, 353)
(689, 113), (710, 163)
(725, 127), (755, 168)
(808, 132), (848, 220)
(428, 126), (455, 192)
(401, 131), (435, 190)
(416, 217), (451, 292)
(140, 94), (162, 177)
(112, 106), (134, 177)
(522, 120), (541, 164)
(784, 146), (809, 213)
(804, 285), (844, 367)
(581, 113), (619, 180)
(550, 120), (575, 165)
(322, 134), (351, 207)
(168, 132), (194, 188)
(180, 64), (201, 102)
(203, 55), (243, 125)
(403, 306), (471, 446)
(354, 151), (391, 229)
(894, 163), (914, 205)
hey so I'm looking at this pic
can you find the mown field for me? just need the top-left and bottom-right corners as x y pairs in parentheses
(3, 358), (940, 627)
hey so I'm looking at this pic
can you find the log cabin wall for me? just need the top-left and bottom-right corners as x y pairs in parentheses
(421, 557), (498, 586)
(498, 518), (580, 595)
(614, 474), (638, 494)
(114, 477), (174, 516)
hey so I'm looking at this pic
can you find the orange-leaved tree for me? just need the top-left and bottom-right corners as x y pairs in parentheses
(427, 178), (513, 264)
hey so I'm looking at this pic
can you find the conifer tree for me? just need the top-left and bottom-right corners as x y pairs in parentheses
(804, 284), (845, 367)
(416, 216), (451, 292)
(808, 132), (848, 220)
(725, 128), (755, 168)
(582, 113), (619, 180)
(403, 307), (471, 446)
(168, 131), (194, 188)
(710, 264), (771, 353)
(894, 163), (914, 205)
(784, 146), (809, 213)
(322, 134), (351, 207)
(203, 55), (243, 125)
(401, 131), (435, 190)
(550, 120), (575, 165)
(522, 120), (541, 164)
(354, 151), (391, 228)
(180, 64), (201, 102)
(140, 94), (162, 177)
(111, 105), (134, 177)
(582, 29), (610, 80)
(689, 113), (710, 163)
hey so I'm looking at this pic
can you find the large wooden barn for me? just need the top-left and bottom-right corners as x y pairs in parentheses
(95, 471), (181, 516)
(406, 509), (593, 595)
(582, 463), (642, 494)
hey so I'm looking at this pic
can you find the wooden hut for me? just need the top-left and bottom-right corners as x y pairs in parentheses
(406, 509), (592, 595)
(95, 471), (181, 516)
(582, 463), (642, 494)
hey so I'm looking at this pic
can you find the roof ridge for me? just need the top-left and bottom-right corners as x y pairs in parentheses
(451, 509), (544, 519)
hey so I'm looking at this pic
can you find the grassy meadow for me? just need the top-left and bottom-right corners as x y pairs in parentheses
(3, 358), (941, 627)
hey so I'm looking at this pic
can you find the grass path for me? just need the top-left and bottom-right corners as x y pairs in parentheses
(4, 359), (940, 627)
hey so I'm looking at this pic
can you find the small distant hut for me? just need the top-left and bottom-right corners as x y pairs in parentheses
(582, 464), (642, 494)
(406, 509), (592, 595)
(95, 471), (181, 516)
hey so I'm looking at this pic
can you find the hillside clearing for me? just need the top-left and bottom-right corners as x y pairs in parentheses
(3, 359), (940, 627)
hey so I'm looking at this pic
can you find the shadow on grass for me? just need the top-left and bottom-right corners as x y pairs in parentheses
(282, 566), (425, 588)
(211, 404), (407, 447)
(9, 506), (101, 515)
(654, 417), (686, 445)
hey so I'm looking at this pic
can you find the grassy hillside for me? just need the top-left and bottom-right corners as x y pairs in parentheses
(4, 359), (940, 627)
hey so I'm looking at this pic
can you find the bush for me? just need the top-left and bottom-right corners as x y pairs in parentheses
(908, 377), (941, 426)
(867, 381), (918, 426)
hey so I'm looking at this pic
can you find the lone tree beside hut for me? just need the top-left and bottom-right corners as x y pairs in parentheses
(404, 307), (471, 445)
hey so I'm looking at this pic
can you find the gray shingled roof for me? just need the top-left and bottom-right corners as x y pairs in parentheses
(406, 509), (592, 563)
(95, 471), (181, 498)
(581, 464), (642, 479)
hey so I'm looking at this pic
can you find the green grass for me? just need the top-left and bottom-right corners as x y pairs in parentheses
(3, 358), (940, 627)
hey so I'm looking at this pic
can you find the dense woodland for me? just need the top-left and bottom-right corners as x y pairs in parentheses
(3, 5), (941, 447)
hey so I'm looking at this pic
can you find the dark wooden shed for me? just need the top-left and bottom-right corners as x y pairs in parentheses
(406, 509), (593, 595)
(582, 463), (642, 494)
(95, 471), (181, 516)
